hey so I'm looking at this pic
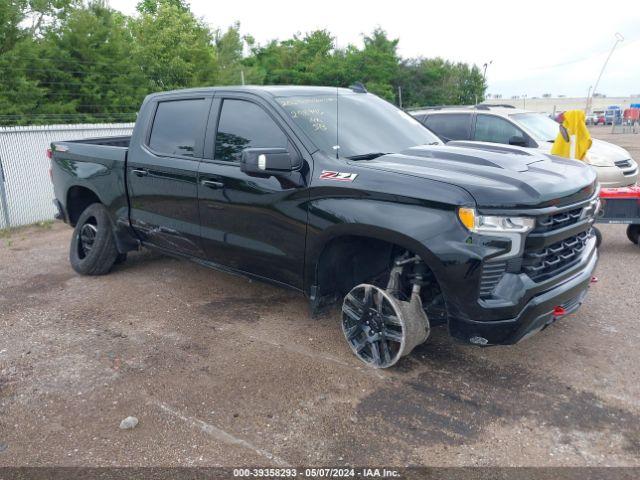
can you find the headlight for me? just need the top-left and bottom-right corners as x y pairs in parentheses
(584, 152), (615, 167)
(458, 207), (535, 234)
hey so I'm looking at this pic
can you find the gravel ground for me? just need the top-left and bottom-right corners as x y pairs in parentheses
(589, 125), (640, 159)
(0, 131), (639, 468)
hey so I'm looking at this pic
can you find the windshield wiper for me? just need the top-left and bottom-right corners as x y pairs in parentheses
(347, 152), (390, 160)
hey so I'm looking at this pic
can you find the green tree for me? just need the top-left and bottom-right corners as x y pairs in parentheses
(345, 28), (399, 100)
(215, 22), (263, 85)
(131, 2), (217, 90)
(135, 0), (189, 15)
(0, 0), (487, 125)
(0, 1), (26, 53)
(0, 0), (79, 124)
(395, 57), (486, 107)
(250, 29), (338, 85)
(22, 1), (146, 122)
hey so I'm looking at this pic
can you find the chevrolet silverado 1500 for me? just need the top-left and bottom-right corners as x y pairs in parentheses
(50, 85), (600, 368)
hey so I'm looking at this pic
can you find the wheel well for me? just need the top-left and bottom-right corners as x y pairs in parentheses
(314, 235), (446, 321)
(316, 236), (395, 298)
(67, 186), (101, 226)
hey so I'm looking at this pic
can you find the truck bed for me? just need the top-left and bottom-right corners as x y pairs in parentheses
(51, 136), (130, 230)
(53, 136), (129, 165)
(61, 135), (131, 148)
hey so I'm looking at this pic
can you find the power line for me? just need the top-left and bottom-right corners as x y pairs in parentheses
(529, 36), (640, 72)
(13, 54), (219, 70)
(2, 67), (146, 76)
(13, 80), (147, 88)
(14, 55), (148, 68)
(0, 112), (138, 117)
(0, 90), (148, 98)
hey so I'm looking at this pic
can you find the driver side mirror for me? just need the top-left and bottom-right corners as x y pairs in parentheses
(508, 135), (529, 147)
(240, 148), (298, 175)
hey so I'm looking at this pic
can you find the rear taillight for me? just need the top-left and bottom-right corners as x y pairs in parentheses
(46, 148), (52, 159)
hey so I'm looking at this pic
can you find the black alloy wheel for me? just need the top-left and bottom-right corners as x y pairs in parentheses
(342, 284), (406, 368)
(78, 219), (98, 259)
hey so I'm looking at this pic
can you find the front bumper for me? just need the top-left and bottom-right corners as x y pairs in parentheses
(448, 237), (598, 345)
(595, 165), (638, 188)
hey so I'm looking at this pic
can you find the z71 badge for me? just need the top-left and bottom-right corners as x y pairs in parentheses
(319, 170), (358, 182)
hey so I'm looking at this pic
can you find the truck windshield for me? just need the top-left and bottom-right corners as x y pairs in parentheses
(276, 92), (441, 158)
(511, 113), (560, 142)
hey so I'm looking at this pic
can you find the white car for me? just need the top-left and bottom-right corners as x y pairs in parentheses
(411, 105), (638, 188)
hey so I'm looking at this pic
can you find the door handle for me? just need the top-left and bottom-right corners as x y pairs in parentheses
(201, 179), (224, 189)
(132, 169), (148, 177)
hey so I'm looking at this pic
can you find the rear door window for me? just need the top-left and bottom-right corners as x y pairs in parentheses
(423, 114), (472, 141)
(215, 99), (288, 162)
(149, 98), (209, 157)
(474, 114), (525, 144)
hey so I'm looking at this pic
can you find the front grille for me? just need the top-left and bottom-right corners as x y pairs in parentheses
(534, 207), (582, 233)
(479, 261), (507, 298)
(523, 230), (591, 281)
(614, 159), (632, 169)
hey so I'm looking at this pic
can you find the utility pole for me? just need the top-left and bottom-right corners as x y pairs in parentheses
(482, 61), (492, 105)
(0, 159), (10, 228)
(585, 85), (592, 112)
(482, 61), (493, 83)
(240, 69), (245, 86)
(586, 32), (624, 114)
(398, 86), (403, 108)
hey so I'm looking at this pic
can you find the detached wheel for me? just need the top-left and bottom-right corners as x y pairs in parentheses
(342, 284), (410, 368)
(70, 203), (119, 275)
(627, 224), (640, 245)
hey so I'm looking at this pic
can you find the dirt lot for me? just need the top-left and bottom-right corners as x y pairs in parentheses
(590, 125), (640, 160)
(1, 131), (639, 468)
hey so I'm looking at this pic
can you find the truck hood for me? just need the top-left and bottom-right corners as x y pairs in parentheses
(356, 144), (597, 209)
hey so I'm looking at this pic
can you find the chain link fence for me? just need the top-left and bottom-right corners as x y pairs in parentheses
(0, 123), (134, 229)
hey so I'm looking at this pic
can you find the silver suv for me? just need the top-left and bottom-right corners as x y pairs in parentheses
(411, 105), (638, 188)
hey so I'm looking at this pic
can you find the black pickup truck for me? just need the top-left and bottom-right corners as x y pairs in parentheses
(50, 86), (600, 368)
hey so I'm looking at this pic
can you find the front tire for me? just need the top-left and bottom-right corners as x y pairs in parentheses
(69, 203), (119, 275)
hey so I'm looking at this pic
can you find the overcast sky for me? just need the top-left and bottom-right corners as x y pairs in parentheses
(107, 0), (640, 98)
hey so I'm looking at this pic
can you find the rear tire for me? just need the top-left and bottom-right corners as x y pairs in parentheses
(69, 203), (119, 275)
(627, 224), (640, 245)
